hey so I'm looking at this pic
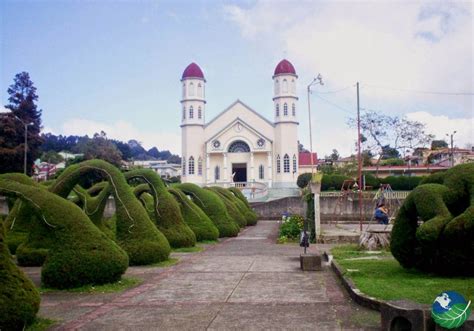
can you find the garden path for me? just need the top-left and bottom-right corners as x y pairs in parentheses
(30, 220), (380, 330)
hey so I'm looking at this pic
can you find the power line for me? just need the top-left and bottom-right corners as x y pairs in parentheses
(362, 83), (474, 96)
(313, 93), (353, 115)
(316, 85), (354, 94)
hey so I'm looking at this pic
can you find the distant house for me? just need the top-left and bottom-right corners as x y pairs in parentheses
(298, 152), (318, 173)
(131, 160), (181, 178)
(33, 161), (66, 181)
(362, 165), (447, 178)
(58, 151), (84, 160)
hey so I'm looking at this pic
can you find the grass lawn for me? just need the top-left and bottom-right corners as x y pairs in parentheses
(26, 317), (56, 331)
(148, 257), (180, 268)
(40, 276), (142, 294)
(172, 246), (203, 253)
(331, 245), (474, 305)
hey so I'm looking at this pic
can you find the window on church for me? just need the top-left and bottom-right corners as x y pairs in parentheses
(189, 82), (194, 96)
(292, 103), (296, 116)
(182, 106), (186, 120)
(282, 79), (288, 93)
(214, 166), (220, 181)
(182, 159), (186, 176)
(293, 154), (297, 173)
(291, 79), (295, 93)
(284, 154), (290, 173)
(197, 83), (202, 97)
(198, 106), (202, 119)
(189, 156), (195, 175)
(283, 103), (288, 116)
(198, 157), (202, 176)
(276, 155), (281, 173)
(189, 106), (194, 119)
(228, 140), (250, 153)
(259, 164), (264, 179)
(275, 80), (279, 94)
(183, 83), (186, 99)
(276, 104), (280, 117)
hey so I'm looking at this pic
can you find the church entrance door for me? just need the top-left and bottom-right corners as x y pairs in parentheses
(232, 163), (247, 182)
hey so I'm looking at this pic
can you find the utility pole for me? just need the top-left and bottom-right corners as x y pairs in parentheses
(446, 131), (457, 167)
(307, 75), (324, 177)
(356, 82), (363, 232)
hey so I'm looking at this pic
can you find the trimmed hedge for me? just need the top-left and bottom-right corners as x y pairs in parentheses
(0, 220), (40, 330)
(168, 188), (219, 241)
(125, 169), (196, 248)
(297, 173), (312, 189)
(390, 163), (474, 276)
(49, 159), (170, 265)
(0, 178), (129, 289)
(379, 176), (424, 191)
(228, 187), (251, 208)
(206, 187), (247, 228)
(321, 174), (351, 191)
(210, 186), (257, 226)
(176, 183), (239, 237)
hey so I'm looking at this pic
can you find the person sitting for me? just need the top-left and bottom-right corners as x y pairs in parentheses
(374, 203), (389, 224)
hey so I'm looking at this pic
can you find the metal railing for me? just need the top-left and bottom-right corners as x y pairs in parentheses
(208, 181), (269, 200)
(320, 190), (410, 199)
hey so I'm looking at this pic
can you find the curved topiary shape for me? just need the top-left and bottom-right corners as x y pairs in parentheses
(390, 163), (474, 276)
(125, 169), (196, 248)
(228, 187), (252, 209)
(49, 159), (170, 265)
(0, 178), (129, 289)
(168, 187), (219, 241)
(175, 183), (239, 237)
(0, 220), (40, 330)
(212, 186), (257, 226)
(206, 187), (247, 228)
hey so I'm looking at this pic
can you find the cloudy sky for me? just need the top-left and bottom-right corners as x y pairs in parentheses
(1, 0), (472, 156)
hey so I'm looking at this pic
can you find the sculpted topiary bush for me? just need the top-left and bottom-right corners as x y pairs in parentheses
(0, 220), (40, 330)
(206, 187), (246, 228)
(125, 169), (196, 248)
(390, 163), (474, 276)
(209, 186), (257, 226)
(0, 178), (129, 289)
(176, 183), (239, 237)
(49, 159), (170, 265)
(227, 187), (258, 225)
(168, 188), (219, 241)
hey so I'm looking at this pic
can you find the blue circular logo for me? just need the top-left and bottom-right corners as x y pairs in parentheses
(432, 291), (471, 329)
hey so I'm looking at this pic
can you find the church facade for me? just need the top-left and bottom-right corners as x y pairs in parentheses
(180, 59), (301, 188)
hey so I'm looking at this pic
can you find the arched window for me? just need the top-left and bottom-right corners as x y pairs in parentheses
(198, 106), (202, 119)
(292, 103), (296, 116)
(276, 155), (281, 173)
(291, 79), (295, 93)
(188, 156), (195, 175)
(283, 103), (288, 116)
(189, 82), (194, 96)
(282, 79), (288, 93)
(228, 140), (250, 153)
(293, 154), (297, 173)
(183, 83), (186, 99)
(198, 157), (203, 176)
(275, 79), (279, 94)
(284, 154), (290, 173)
(182, 159), (186, 176)
(197, 83), (202, 97)
(259, 164), (264, 180)
(276, 104), (280, 117)
(214, 166), (220, 181)
(182, 106), (186, 120)
(189, 106), (194, 119)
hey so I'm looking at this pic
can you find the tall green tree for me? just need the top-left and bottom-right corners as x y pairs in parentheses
(0, 72), (43, 175)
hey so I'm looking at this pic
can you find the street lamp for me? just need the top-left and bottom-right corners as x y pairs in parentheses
(307, 74), (324, 176)
(0, 109), (34, 174)
(446, 131), (457, 167)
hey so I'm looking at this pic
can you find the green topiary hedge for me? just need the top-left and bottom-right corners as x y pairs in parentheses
(297, 173), (312, 189)
(0, 220), (40, 330)
(379, 176), (424, 191)
(210, 186), (257, 226)
(206, 187), (246, 228)
(125, 169), (196, 248)
(321, 174), (351, 191)
(390, 163), (474, 276)
(168, 188), (219, 241)
(0, 178), (129, 289)
(176, 183), (239, 237)
(49, 159), (170, 265)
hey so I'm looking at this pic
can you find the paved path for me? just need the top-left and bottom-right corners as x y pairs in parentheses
(34, 221), (380, 330)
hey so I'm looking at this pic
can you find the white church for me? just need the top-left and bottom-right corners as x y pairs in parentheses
(180, 59), (315, 192)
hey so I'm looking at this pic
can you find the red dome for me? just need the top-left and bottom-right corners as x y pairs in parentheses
(182, 62), (204, 80)
(274, 59), (296, 76)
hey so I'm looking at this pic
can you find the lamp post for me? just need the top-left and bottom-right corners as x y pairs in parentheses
(307, 74), (324, 176)
(446, 131), (457, 167)
(0, 109), (34, 175)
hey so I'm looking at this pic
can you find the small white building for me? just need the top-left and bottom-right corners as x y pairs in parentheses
(180, 59), (300, 188)
(131, 160), (181, 178)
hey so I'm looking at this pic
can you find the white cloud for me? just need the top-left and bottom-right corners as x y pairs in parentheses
(47, 118), (181, 154)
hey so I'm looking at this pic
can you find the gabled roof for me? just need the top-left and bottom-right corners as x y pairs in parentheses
(206, 117), (273, 144)
(205, 99), (274, 128)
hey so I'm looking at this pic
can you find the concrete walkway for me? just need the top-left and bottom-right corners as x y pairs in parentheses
(31, 220), (380, 330)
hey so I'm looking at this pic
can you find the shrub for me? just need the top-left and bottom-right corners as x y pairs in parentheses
(227, 187), (258, 225)
(380, 176), (424, 190)
(0, 220), (40, 330)
(175, 183), (239, 237)
(321, 174), (351, 191)
(390, 163), (474, 276)
(0, 178), (129, 289)
(167, 188), (219, 241)
(297, 173), (312, 189)
(362, 172), (380, 189)
(420, 171), (446, 185)
(279, 215), (304, 240)
(206, 187), (247, 228)
(125, 169), (196, 248)
(49, 159), (170, 265)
